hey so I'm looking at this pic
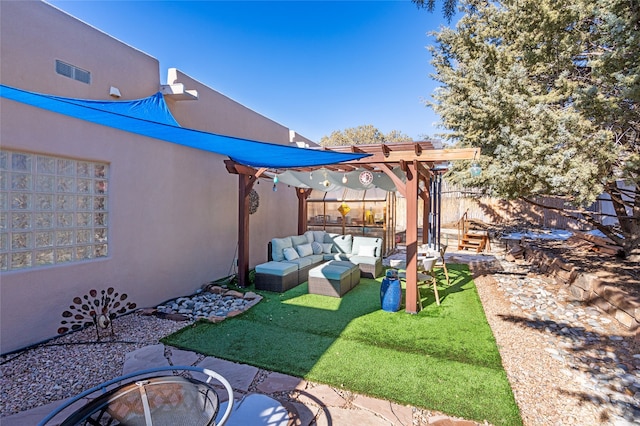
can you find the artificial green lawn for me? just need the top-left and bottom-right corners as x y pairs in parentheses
(162, 264), (522, 426)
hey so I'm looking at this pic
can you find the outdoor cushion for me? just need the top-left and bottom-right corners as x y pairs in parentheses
(283, 247), (299, 261)
(303, 230), (314, 244)
(283, 256), (314, 269)
(271, 237), (292, 262)
(307, 254), (324, 264)
(311, 241), (323, 255)
(349, 255), (378, 265)
(255, 261), (297, 276)
(352, 236), (382, 259)
(309, 261), (353, 280)
(291, 235), (308, 247)
(357, 245), (376, 257)
(296, 243), (313, 257)
(313, 230), (327, 243)
(329, 234), (353, 254)
(327, 260), (359, 269)
(324, 253), (351, 261)
(321, 243), (334, 254)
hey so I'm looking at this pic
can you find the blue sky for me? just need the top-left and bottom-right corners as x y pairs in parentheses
(49, 0), (455, 143)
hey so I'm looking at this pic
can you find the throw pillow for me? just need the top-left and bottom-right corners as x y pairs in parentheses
(322, 243), (334, 254)
(283, 247), (299, 261)
(296, 243), (313, 257)
(358, 245), (376, 257)
(311, 241), (323, 255)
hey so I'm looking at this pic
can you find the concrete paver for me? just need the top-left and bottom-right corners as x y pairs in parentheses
(315, 405), (393, 426)
(195, 356), (258, 392)
(353, 394), (414, 425)
(121, 343), (169, 375)
(256, 371), (306, 393)
(296, 384), (347, 407)
(168, 347), (200, 366)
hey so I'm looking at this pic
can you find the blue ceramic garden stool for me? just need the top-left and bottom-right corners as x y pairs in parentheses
(380, 277), (401, 312)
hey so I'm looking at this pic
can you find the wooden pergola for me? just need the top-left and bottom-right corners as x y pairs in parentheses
(226, 142), (479, 313)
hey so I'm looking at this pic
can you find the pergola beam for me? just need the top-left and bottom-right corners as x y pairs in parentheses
(334, 147), (479, 165)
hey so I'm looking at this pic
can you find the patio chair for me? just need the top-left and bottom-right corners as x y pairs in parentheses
(38, 366), (234, 426)
(435, 244), (450, 286)
(417, 256), (440, 309)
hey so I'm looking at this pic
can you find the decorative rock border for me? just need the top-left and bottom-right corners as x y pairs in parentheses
(520, 243), (640, 331)
(140, 284), (263, 323)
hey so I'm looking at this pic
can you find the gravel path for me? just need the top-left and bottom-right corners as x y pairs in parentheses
(1, 251), (639, 425)
(470, 257), (639, 425)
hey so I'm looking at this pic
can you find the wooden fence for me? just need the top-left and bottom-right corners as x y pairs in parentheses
(439, 181), (598, 230)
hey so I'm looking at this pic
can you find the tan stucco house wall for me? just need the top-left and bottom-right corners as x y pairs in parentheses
(1, 1), (303, 353)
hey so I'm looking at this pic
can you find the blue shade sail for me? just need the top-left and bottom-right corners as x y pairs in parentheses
(0, 84), (370, 168)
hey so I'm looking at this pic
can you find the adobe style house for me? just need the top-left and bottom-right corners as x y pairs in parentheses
(0, 1), (313, 353)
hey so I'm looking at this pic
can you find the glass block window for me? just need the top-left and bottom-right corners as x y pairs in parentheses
(0, 150), (109, 271)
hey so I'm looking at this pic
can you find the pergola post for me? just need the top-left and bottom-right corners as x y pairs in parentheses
(225, 160), (265, 288)
(405, 161), (420, 314)
(237, 173), (251, 287)
(420, 182), (430, 245)
(296, 188), (312, 235)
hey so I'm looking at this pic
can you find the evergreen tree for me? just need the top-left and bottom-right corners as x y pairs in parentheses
(412, 0), (458, 22)
(429, 0), (639, 259)
(320, 125), (413, 146)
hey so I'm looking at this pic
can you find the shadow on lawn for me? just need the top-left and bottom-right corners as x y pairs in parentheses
(413, 265), (473, 309)
(498, 314), (640, 422)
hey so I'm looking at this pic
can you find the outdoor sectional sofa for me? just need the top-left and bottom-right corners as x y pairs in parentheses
(255, 230), (383, 293)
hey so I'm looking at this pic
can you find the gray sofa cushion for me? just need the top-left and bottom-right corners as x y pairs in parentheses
(303, 230), (315, 244)
(313, 230), (327, 243)
(271, 237), (292, 262)
(283, 256), (314, 269)
(307, 254), (325, 264)
(255, 261), (298, 276)
(291, 235), (309, 247)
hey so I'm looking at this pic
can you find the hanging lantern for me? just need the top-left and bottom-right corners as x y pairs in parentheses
(469, 163), (482, 177)
(469, 151), (481, 177)
(342, 174), (348, 184)
(337, 201), (351, 217)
